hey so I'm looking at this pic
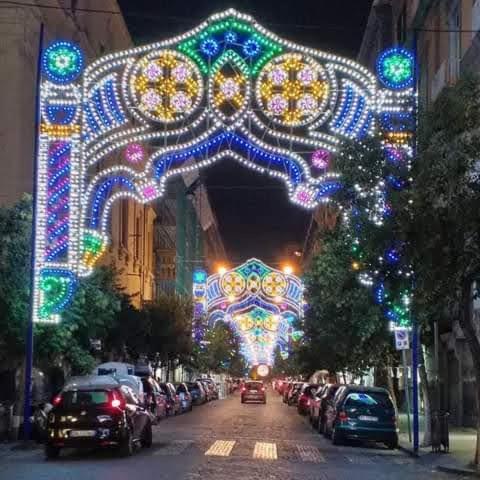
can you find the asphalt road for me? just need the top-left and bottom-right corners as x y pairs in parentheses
(0, 388), (457, 480)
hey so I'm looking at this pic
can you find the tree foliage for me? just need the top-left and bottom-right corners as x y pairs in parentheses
(300, 226), (393, 378)
(194, 322), (246, 376)
(0, 195), (32, 367)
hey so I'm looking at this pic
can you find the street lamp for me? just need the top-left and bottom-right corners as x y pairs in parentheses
(282, 265), (293, 275)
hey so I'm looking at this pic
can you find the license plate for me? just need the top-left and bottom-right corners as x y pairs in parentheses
(250, 390), (257, 393)
(69, 430), (96, 438)
(359, 415), (378, 422)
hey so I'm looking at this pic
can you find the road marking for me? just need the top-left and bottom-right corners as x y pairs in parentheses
(205, 440), (236, 457)
(345, 454), (374, 464)
(296, 444), (325, 463)
(253, 442), (277, 460)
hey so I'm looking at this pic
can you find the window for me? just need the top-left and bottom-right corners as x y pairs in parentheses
(473, 0), (480, 33)
(397, 6), (407, 45)
(62, 390), (109, 407)
(344, 392), (394, 412)
(135, 216), (141, 259)
(121, 200), (128, 248)
(449, 5), (461, 81)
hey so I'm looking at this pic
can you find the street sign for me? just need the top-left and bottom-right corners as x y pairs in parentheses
(394, 328), (410, 350)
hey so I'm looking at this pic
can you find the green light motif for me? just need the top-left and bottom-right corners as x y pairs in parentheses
(83, 231), (104, 255)
(42, 41), (84, 84)
(383, 54), (412, 85)
(82, 230), (107, 269)
(237, 259), (270, 278)
(177, 17), (282, 77)
(38, 271), (76, 319)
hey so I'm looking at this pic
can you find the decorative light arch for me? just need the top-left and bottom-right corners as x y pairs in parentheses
(193, 259), (304, 366)
(33, 9), (415, 324)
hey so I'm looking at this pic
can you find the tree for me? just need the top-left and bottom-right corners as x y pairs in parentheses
(142, 293), (194, 379)
(35, 266), (124, 375)
(0, 195), (32, 370)
(194, 322), (246, 376)
(404, 75), (480, 463)
(301, 225), (395, 381)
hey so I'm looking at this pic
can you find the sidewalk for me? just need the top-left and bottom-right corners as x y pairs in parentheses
(398, 418), (478, 476)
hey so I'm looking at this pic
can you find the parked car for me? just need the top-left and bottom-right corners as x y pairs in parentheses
(310, 384), (340, 431)
(197, 378), (217, 401)
(282, 382), (293, 403)
(45, 375), (153, 459)
(323, 385), (398, 449)
(159, 382), (181, 416)
(175, 383), (193, 412)
(141, 376), (167, 422)
(186, 381), (207, 405)
(241, 381), (266, 404)
(287, 382), (304, 406)
(297, 384), (319, 415)
(203, 379), (219, 400)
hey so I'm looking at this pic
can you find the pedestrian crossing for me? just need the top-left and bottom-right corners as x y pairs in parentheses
(151, 438), (414, 466)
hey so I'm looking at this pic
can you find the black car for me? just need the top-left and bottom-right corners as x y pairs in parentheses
(323, 385), (398, 449)
(45, 376), (153, 459)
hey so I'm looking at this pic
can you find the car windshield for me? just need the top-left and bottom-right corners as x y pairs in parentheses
(345, 392), (394, 410)
(246, 382), (262, 390)
(62, 389), (110, 407)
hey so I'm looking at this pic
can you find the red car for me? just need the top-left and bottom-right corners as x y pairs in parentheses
(297, 384), (319, 415)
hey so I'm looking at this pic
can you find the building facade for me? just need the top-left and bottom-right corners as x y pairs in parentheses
(0, 0), (156, 306)
(358, 0), (480, 428)
(0, 1), (226, 308)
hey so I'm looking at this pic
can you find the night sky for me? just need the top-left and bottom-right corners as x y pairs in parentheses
(118, 0), (373, 263)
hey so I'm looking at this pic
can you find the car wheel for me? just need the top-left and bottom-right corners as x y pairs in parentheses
(386, 439), (398, 450)
(332, 428), (344, 446)
(318, 419), (325, 434)
(141, 422), (153, 448)
(119, 428), (134, 457)
(45, 445), (60, 460)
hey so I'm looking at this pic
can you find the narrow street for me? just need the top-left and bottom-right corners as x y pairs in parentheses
(0, 389), (454, 480)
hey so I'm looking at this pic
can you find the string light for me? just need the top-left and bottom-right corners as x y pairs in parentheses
(32, 9), (415, 326)
(204, 259), (303, 366)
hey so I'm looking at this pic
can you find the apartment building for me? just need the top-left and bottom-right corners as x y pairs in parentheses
(0, 0), (158, 306)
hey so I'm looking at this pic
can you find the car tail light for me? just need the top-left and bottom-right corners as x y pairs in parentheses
(261, 387), (265, 392)
(110, 391), (125, 410)
(241, 387), (246, 392)
(338, 410), (348, 422)
(52, 394), (62, 406)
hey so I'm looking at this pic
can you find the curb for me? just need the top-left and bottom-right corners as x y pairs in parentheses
(398, 444), (419, 458)
(437, 465), (480, 477)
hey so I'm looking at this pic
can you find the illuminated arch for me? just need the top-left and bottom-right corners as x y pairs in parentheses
(32, 9), (414, 324)
(197, 259), (304, 366)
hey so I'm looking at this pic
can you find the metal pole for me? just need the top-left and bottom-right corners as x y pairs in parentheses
(23, 22), (44, 442)
(402, 349), (412, 443)
(411, 28), (420, 456)
(412, 323), (420, 453)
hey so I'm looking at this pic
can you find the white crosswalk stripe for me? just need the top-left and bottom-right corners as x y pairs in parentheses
(253, 441), (278, 460)
(205, 440), (236, 457)
(296, 444), (325, 463)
